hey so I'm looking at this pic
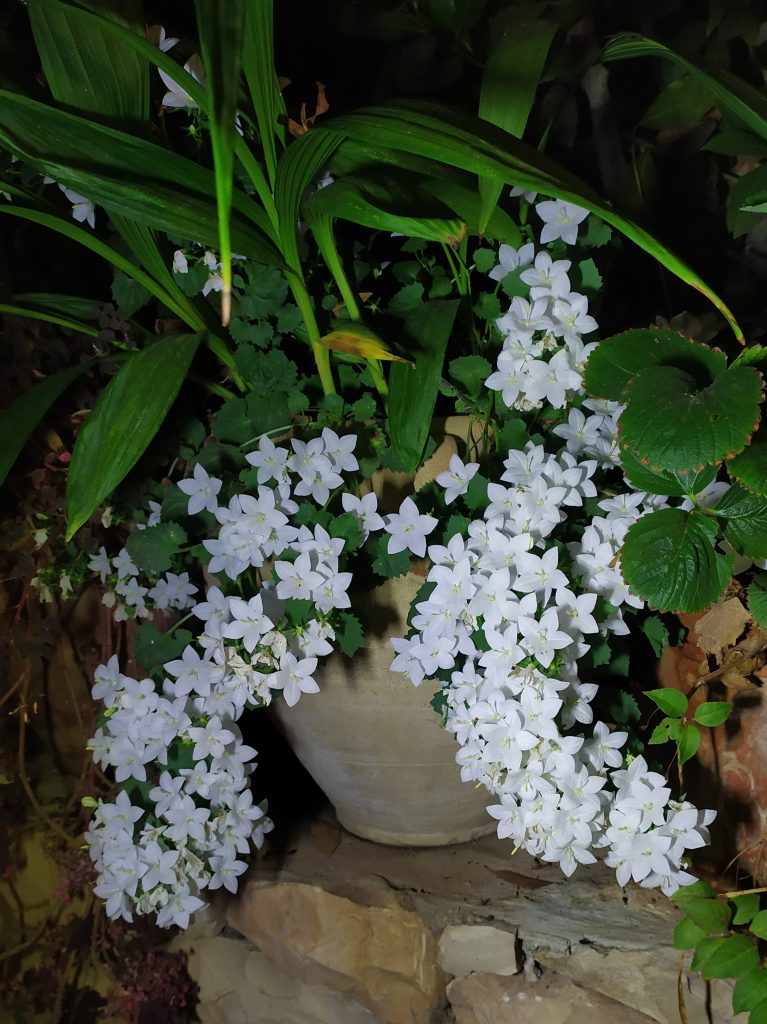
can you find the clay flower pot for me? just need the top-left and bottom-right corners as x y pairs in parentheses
(271, 573), (494, 846)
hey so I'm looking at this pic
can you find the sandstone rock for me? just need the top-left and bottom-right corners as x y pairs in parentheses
(438, 924), (520, 978)
(227, 881), (445, 1024)
(536, 946), (736, 1024)
(447, 969), (658, 1024)
(187, 937), (383, 1024)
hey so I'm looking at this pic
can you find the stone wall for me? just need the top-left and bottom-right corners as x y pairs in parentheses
(176, 818), (735, 1024)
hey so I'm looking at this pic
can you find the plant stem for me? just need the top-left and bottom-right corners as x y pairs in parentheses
(287, 272), (335, 395)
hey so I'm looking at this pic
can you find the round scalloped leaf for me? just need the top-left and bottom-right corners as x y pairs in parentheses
(620, 364), (763, 474)
(728, 426), (767, 496)
(621, 508), (733, 612)
(621, 448), (717, 496)
(583, 327), (727, 400)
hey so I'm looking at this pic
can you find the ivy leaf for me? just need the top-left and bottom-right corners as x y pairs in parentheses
(134, 624), (193, 673)
(578, 258), (602, 292)
(748, 574), (767, 626)
(728, 425), (767, 496)
(642, 616), (670, 657)
(691, 934), (760, 979)
(646, 687), (688, 717)
(238, 264), (288, 318)
(213, 396), (252, 443)
(498, 416), (528, 453)
(584, 328), (726, 401)
(683, 897), (731, 934)
(473, 247), (497, 273)
(673, 915), (707, 950)
(679, 723), (702, 765)
(449, 355), (493, 398)
(732, 893), (761, 926)
(112, 269), (151, 317)
(620, 364), (763, 474)
(750, 910), (767, 940)
(621, 508), (732, 613)
(694, 701), (733, 727)
(443, 514), (470, 542)
(733, 967), (767, 1015)
(336, 612), (365, 657)
(126, 522), (187, 575)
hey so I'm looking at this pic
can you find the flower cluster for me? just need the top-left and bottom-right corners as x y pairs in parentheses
(86, 194), (717, 929)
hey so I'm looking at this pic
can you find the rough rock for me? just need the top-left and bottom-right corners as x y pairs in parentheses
(438, 924), (520, 977)
(186, 936), (383, 1024)
(227, 881), (445, 1024)
(446, 970), (658, 1024)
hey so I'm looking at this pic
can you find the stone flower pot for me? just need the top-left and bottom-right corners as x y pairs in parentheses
(271, 573), (494, 846)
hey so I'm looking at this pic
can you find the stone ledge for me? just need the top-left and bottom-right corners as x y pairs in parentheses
(177, 815), (736, 1024)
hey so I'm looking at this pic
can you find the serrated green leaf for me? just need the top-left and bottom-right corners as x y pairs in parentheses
(748, 574), (767, 626)
(66, 333), (204, 538)
(646, 687), (688, 717)
(443, 514), (470, 542)
(329, 512), (365, 553)
(473, 248), (497, 273)
(336, 612), (365, 657)
(621, 448), (717, 496)
(750, 910), (767, 940)
(584, 328), (726, 402)
(732, 893), (761, 926)
(642, 616), (670, 657)
(715, 484), (767, 559)
(620, 364), (762, 474)
(621, 508), (732, 613)
(694, 701), (733, 727)
(351, 393), (377, 421)
(683, 897), (731, 934)
(679, 723), (702, 765)
(674, 879), (716, 903)
(673, 915), (707, 949)
(691, 934), (760, 979)
(728, 426), (767, 496)
(126, 522), (187, 575)
(733, 967), (767, 1015)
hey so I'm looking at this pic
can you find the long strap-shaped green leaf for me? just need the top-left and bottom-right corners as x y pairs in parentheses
(0, 302), (99, 336)
(0, 90), (280, 265)
(322, 101), (743, 341)
(27, 0), (149, 120)
(477, 20), (557, 232)
(195, 0), (246, 325)
(602, 34), (767, 144)
(242, 0), (287, 188)
(66, 332), (205, 538)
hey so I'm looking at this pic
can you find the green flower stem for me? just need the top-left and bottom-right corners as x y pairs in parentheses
(188, 373), (239, 400)
(167, 610), (196, 636)
(367, 359), (389, 399)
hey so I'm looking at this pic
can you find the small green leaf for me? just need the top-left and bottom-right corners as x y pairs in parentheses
(620, 364), (763, 474)
(750, 910), (767, 940)
(329, 512), (365, 553)
(351, 394), (377, 422)
(498, 417), (529, 453)
(578, 258), (603, 292)
(673, 880), (716, 903)
(642, 616), (670, 657)
(732, 968), (767, 1015)
(464, 472), (490, 511)
(621, 508), (732, 613)
(126, 522), (187, 575)
(673, 915), (707, 950)
(649, 717), (683, 744)
(372, 535), (411, 579)
(66, 333), (204, 538)
(748, 574), (767, 626)
(683, 897), (731, 934)
(732, 893), (761, 926)
(679, 723), (702, 765)
(646, 687), (688, 718)
(336, 612), (365, 657)
(449, 355), (493, 398)
(691, 934), (760, 979)
(443, 514), (470, 542)
(694, 701), (733, 727)
(134, 625), (193, 673)
(583, 328), (726, 402)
